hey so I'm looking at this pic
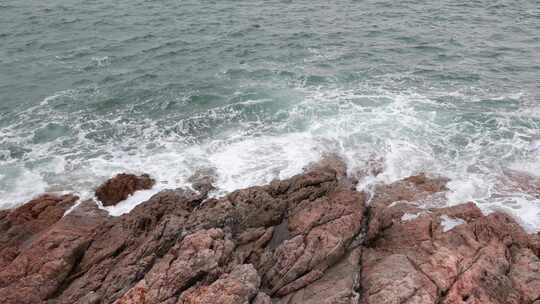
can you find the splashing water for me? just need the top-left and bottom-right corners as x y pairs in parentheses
(1, 0), (540, 230)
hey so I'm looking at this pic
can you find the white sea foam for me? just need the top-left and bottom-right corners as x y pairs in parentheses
(39, 89), (76, 106)
(0, 165), (49, 209)
(208, 133), (322, 192)
(90, 56), (111, 67)
(102, 188), (162, 216)
(440, 215), (466, 232)
(401, 212), (421, 221)
(446, 175), (492, 205)
(2, 84), (540, 232)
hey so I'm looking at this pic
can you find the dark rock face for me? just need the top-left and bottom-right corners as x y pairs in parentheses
(1, 158), (539, 304)
(95, 173), (155, 206)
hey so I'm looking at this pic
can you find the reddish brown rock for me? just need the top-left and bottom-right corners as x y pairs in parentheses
(307, 153), (348, 182)
(95, 173), (155, 206)
(441, 242), (522, 304)
(530, 233), (540, 256)
(116, 228), (234, 304)
(59, 189), (201, 304)
(369, 173), (449, 206)
(509, 247), (540, 303)
(252, 292), (272, 304)
(61, 157), (361, 304)
(276, 248), (362, 304)
(361, 253), (438, 304)
(366, 172), (449, 242)
(1, 158), (540, 304)
(0, 194), (78, 269)
(178, 264), (261, 304)
(260, 187), (365, 296)
(0, 200), (107, 304)
(361, 174), (540, 304)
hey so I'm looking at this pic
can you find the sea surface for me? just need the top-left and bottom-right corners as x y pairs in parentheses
(1, 0), (540, 229)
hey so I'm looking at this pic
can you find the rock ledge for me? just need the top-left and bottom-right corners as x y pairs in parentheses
(1, 158), (539, 304)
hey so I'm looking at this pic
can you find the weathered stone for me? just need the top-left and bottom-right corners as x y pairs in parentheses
(252, 292), (272, 304)
(361, 253), (438, 304)
(366, 173), (449, 242)
(362, 176), (538, 304)
(59, 189), (198, 304)
(276, 248), (361, 304)
(509, 247), (540, 303)
(262, 187), (365, 296)
(117, 228), (234, 304)
(178, 264), (260, 304)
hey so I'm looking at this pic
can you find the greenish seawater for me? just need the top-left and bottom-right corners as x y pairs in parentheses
(1, 0), (540, 228)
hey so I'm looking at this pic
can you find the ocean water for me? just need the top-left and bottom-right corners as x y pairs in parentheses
(1, 1), (540, 229)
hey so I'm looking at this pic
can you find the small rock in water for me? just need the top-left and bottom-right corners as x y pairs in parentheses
(95, 173), (155, 206)
(187, 167), (217, 196)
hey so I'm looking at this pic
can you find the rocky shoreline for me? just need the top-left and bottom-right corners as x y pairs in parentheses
(1, 157), (539, 304)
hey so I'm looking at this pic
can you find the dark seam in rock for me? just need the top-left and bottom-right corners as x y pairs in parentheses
(48, 238), (93, 300)
(438, 246), (484, 303)
(405, 255), (440, 299)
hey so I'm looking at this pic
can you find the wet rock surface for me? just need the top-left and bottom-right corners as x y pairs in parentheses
(1, 158), (539, 304)
(95, 173), (155, 206)
(187, 168), (217, 197)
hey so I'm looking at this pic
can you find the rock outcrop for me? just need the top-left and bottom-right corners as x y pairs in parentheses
(361, 174), (540, 304)
(95, 173), (155, 206)
(1, 157), (539, 304)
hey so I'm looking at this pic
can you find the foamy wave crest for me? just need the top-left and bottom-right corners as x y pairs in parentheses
(2, 84), (540, 230)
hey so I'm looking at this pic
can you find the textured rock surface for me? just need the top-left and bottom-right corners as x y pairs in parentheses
(362, 174), (539, 304)
(0, 194), (78, 269)
(0, 200), (107, 303)
(95, 173), (155, 206)
(275, 248), (361, 304)
(1, 158), (539, 304)
(178, 264), (261, 304)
